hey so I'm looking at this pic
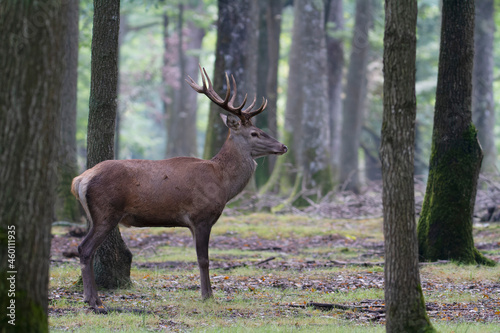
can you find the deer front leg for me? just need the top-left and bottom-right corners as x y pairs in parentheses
(193, 224), (213, 300)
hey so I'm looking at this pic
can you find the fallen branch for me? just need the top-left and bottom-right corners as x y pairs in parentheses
(330, 260), (384, 267)
(254, 256), (276, 266)
(288, 302), (385, 314)
(222, 256), (276, 271)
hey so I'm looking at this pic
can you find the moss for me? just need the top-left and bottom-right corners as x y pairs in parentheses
(418, 124), (493, 266)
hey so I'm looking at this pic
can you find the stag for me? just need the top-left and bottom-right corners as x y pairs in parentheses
(71, 66), (287, 308)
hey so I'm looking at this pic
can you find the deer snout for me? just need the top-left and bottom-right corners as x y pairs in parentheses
(280, 144), (288, 154)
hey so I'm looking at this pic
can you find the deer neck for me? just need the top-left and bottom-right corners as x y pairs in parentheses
(211, 135), (256, 201)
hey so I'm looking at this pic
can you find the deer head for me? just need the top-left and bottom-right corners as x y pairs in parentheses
(187, 65), (288, 159)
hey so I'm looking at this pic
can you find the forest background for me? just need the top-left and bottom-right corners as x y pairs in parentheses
(63, 0), (500, 209)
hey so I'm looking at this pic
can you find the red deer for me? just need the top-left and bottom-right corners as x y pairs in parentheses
(71, 66), (287, 308)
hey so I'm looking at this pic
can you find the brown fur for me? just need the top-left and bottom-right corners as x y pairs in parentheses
(73, 116), (287, 308)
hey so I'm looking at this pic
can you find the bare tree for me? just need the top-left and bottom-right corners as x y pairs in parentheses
(86, 0), (133, 289)
(0, 1), (65, 330)
(473, 0), (496, 173)
(380, 0), (435, 331)
(325, 0), (344, 178)
(203, 0), (259, 160)
(57, 0), (81, 222)
(339, 0), (372, 193)
(254, 0), (283, 188)
(166, 3), (205, 158)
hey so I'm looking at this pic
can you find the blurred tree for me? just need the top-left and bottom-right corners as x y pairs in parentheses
(166, 3), (205, 158)
(339, 0), (373, 193)
(417, 0), (494, 266)
(473, 0), (496, 173)
(0, 1), (65, 331)
(325, 0), (344, 180)
(87, 0), (133, 289)
(280, 0), (331, 202)
(57, 0), (81, 222)
(254, 0), (283, 188)
(203, 0), (259, 160)
(380, 0), (435, 331)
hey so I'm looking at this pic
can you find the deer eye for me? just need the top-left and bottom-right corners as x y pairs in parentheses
(251, 132), (259, 137)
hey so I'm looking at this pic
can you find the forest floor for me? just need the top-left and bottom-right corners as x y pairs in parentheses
(48, 182), (500, 332)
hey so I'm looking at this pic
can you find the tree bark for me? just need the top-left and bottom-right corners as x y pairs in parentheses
(57, 0), (81, 222)
(166, 4), (204, 158)
(254, 0), (283, 189)
(380, 0), (435, 331)
(87, 0), (133, 289)
(472, 0), (496, 173)
(417, 0), (494, 266)
(203, 0), (259, 160)
(339, 0), (372, 193)
(325, 0), (344, 180)
(0, 1), (64, 331)
(297, 0), (331, 194)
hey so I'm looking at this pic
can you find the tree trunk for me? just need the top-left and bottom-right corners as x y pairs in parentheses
(57, 0), (81, 222)
(0, 1), (64, 331)
(380, 0), (435, 331)
(339, 0), (372, 193)
(87, 0), (133, 289)
(278, 0), (306, 193)
(417, 0), (494, 266)
(203, 0), (259, 160)
(254, 0), (282, 189)
(166, 4), (204, 158)
(472, 0), (496, 173)
(325, 0), (344, 180)
(298, 0), (331, 195)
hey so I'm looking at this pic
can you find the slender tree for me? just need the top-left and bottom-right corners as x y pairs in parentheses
(417, 0), (494, 266)
(87, 0), (133, 289)
(203, 0), (259, 160)
(473, 0), (496, 173)
(380, 0), (435, 331)
(254, 0), (282, 188)
(325, 0), (344, 178)
(0, 1), (65, 331)
(272, 0), (332, 203)
(339, 0), (372, 193)
(297, 0), (331, 194)
(166, 3), (204, 158)
(57, 0), (81, 222)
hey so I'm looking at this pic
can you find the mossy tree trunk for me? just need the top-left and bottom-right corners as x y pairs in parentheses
(0, 1), (64, 331)
(380, 0), (435, 331)
(417, 0), (494, 266)
(87, 0), (133, 289)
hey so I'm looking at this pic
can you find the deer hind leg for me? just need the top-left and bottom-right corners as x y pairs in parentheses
(78, 214), (121, 308)
(193, 224), (213, 300)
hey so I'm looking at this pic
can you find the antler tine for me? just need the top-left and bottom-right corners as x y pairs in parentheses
(244, 97), (268, 120)
(187, 65), (268, 122)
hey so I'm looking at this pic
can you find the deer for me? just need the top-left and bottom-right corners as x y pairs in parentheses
(71, 66), (288, 308)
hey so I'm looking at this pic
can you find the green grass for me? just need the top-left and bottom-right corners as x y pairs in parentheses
(49, 213), (500, 332)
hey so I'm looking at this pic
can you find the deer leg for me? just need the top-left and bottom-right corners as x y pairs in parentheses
(193, 224), (213, 300)
(78, 218), (120, 308)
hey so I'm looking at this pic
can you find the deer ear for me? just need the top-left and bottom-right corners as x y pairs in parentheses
(220, 113), (241, 130)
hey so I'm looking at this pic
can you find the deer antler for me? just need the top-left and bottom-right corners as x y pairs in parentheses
(186, 65), (267, 124)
